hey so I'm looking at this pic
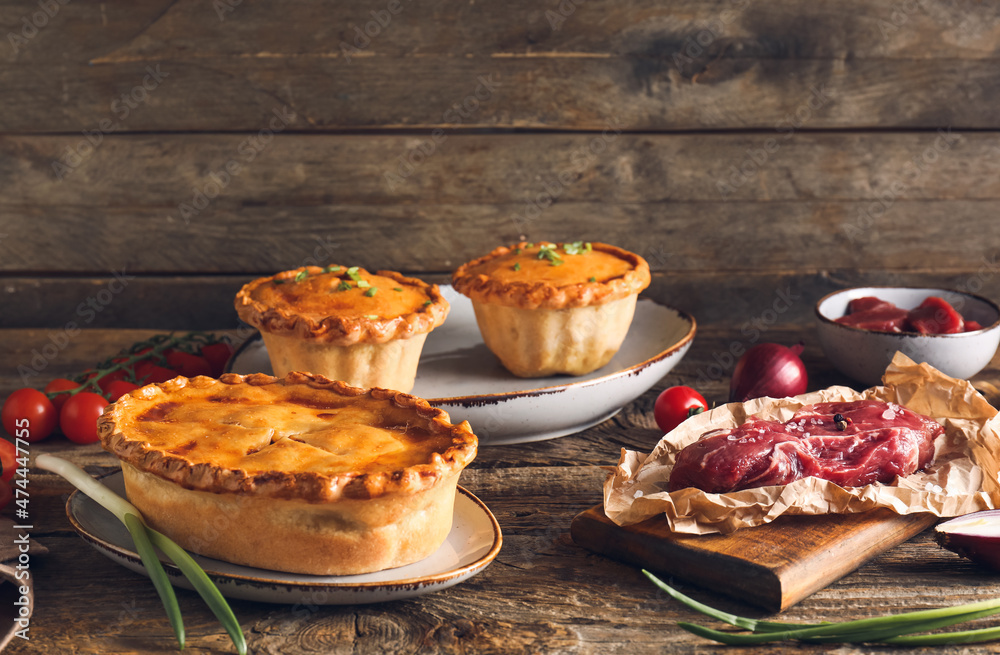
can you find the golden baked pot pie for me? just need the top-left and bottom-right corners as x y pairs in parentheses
(97, 372), (478, 575)
(452, 241), (651, 377)
(235, 265), (448, 392)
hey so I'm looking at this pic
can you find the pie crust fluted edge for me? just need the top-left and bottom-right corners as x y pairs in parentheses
(451, 241), (651, 309)
(235, 267), (450, 346)
(97, 372), (478, 504)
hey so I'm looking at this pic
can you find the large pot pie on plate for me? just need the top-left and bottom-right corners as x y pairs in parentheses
(97, 372), (480, 577)
(66, 470), (501, 604)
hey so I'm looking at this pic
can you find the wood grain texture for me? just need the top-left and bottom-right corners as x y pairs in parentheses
(3, 0), (1000, 648)
(4, 0), (1000, 64)
(571, 505), (938, 611)
(5, 202), (1000, 275)
(2, 1), (1000, 131)
(2, 130), (998, 309)
(0, 58), (998, 131)
(3, 2), (999, 329)
(0, 276), (256, 330)
(9, 528), (991, 655)
(6, 327), (1000, 654)
(4, 132), (998, 207)
(6, 266), (1000, 330)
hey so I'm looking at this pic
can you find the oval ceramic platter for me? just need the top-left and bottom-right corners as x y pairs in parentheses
(228, 285), (697, 445)
(67, 472), (502, 605)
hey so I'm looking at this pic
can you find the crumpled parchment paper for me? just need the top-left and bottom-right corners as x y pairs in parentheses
(604, 353), (1000, 535)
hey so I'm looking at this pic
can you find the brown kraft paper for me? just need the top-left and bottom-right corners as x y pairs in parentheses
(604, 352), (1000, 535)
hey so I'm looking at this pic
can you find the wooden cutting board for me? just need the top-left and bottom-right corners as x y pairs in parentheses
(570, 505), (937, 611)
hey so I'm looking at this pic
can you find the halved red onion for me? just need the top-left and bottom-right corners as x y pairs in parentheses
(935, 510), (1000, 570)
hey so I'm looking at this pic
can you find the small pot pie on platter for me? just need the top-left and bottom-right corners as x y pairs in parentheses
(97, 372), (478, 576)
(451, 241), (651, 377)
(235, 266), (448, 392)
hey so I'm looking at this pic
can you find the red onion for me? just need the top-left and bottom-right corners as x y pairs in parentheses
(729, 342), (808, 402)
(935, 510), (1000, 571)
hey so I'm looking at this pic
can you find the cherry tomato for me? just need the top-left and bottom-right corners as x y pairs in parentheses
(44, 378), (80, 412)
(105, 380), (140, 402)
(60, 392), (108, 445)
(95, 369), (131, 395)
(133, 360), (154, 378)
(165, 351), (212, 378)
(106, 356), (136, 374)
(134, 361), (178, 384)
(653, 386), (709, 433)
(0, 438), (18, 483)
(0, 480), (11, 512)
(200, 342), (234, 378)
(1, 388), (57, 443)
(125, 347), (155, 368)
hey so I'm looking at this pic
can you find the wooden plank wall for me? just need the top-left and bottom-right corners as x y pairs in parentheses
(2, 0), (1000, 329)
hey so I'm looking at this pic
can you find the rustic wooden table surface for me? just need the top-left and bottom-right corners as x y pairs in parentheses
(3, 0), (1000, 651)
(4, 325), (1000, 655)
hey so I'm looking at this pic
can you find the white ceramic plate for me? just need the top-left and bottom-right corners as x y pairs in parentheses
(228, 285), (696, 445)
(66, 472), (502, 605)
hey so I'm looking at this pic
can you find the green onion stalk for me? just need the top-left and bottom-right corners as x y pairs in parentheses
(643, 569), (1000, 646)
(36, 454), (247, 654)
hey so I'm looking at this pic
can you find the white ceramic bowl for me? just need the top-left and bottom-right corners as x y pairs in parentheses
(815, 287), (1000, 386)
